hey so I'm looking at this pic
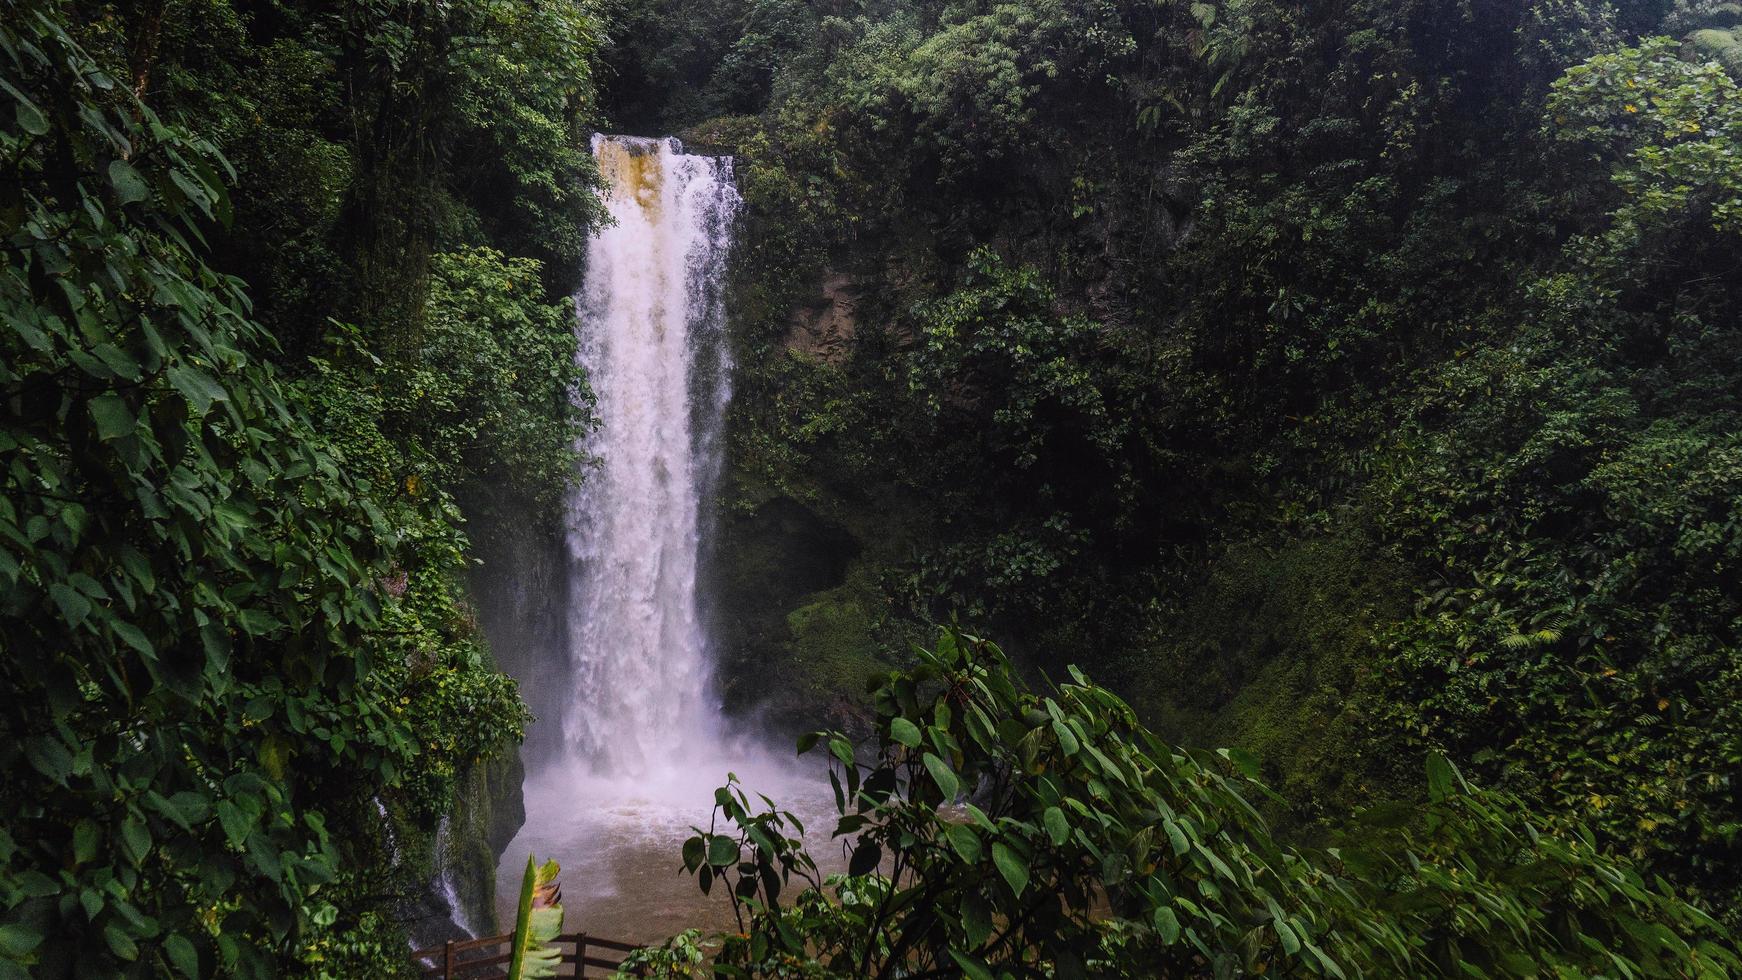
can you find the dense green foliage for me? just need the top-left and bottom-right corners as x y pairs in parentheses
(0, 13), (401, 975)
(8, 0), (1742, 972)
(652, 632), (1737, 977)
(632, 0), (1742, 937)
(0, 0), (601, 974)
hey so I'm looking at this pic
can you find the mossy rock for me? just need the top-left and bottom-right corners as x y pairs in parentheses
(784, 591), (885, 697)
(440, 752), (520, 937)
(707, 484), (934, 736)
(710, 494), (862, 716)
(1127, 535), (1416, 832)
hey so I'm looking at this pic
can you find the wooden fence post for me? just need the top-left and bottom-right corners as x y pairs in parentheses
(575, 933), (587, 978)
(442, 939), (455, 979)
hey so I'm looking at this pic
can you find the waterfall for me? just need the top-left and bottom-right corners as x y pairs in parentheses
(433, 815), (476, 939)
(497, 136), (832, 943)
(562, 135), (740, 774)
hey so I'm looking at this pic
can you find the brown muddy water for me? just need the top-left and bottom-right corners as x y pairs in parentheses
(494, 758), (848, 946)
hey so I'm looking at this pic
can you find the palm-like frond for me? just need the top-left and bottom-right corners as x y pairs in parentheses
(1499, 617), (1567, 651)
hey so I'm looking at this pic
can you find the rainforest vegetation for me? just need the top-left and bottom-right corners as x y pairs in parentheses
(3, 0), (1742, 976)
(2, 0), (598, 974)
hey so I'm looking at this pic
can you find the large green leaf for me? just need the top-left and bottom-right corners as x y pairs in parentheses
(923, 752), (960, 800)
(1154, 905), (1181, 944)
(991, 841), (1028, 897)
(506, 855), (564, 980)
(107, 159), (149, 205)
(890, 716), (922, 748)
(944, 822), (982, 862)
(1043, 806), (1069, 846)
(162, 933), (199, 977)
(707, 836), (739, 868)
(88, 394), (133, 440)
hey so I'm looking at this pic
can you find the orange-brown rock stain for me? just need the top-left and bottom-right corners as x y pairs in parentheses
(595, 139), (663, 219)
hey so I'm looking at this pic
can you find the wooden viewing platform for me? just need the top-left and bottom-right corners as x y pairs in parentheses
(410, 932), (644, 979)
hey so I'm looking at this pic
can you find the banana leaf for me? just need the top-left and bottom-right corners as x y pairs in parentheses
(506, 855), (565, 980)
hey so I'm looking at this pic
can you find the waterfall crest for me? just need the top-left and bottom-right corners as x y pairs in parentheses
(563, 135), (740, 774)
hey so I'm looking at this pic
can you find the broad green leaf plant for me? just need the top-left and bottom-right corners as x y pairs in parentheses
(0, 6), (397, 975)
(666, 630), (1738, 978)
(0, 3), (529, 975)
(506, 856), (564, 980)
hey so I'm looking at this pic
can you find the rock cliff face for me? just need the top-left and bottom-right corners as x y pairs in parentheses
(403, 748), (528, 949)
(785, 272), (859, 365)
(469, 518), (571, 767)
(708, 495), (866, 730)
(448, 750), (528, 937)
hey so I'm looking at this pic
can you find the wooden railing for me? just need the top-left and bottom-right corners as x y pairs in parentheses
(410, 932), (644, 979)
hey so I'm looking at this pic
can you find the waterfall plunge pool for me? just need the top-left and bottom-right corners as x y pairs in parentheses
(495, 751), (846, 945)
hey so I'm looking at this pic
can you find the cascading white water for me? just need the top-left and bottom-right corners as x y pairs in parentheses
(499, 136), (835, 943)
(432, 816), (476, 939)
(564, 134), (739, 773)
